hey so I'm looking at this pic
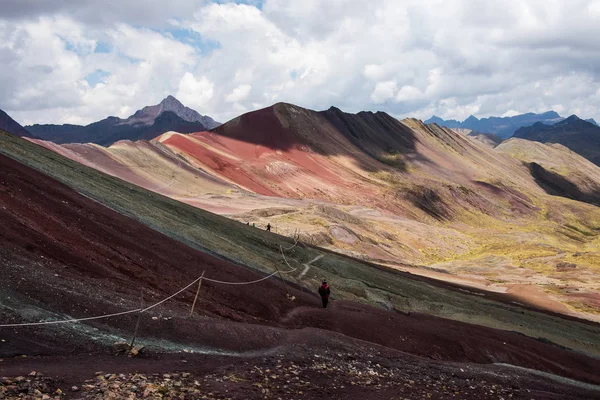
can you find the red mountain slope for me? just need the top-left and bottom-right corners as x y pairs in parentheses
(2, 150), (600, 391)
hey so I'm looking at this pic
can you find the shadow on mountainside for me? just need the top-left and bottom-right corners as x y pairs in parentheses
(527, 162), (600, 207)
(211, 103), (421, 172)
(2, 147), (600, 388)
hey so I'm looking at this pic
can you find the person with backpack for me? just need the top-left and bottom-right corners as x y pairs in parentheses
(266, 223), (271, 232)
(318, 280), (330, 308)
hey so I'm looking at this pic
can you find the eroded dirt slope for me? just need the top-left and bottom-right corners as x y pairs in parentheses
(1, 150), (600, 399)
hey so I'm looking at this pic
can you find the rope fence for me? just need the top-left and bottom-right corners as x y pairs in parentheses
(0, 253), (300, 328)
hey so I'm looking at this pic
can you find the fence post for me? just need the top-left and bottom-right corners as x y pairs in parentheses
(274, 258), (291, 298)
(130, 291), (144, 349)
(189, 271), (205, 317)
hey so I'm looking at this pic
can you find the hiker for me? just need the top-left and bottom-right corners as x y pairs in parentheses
(246, 222), (249, 225)
(318, 280), (330, 308)
(266, 223), (271, 232)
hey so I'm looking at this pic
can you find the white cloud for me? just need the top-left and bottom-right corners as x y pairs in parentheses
(225, 84), (252, 102)
(176, 72), (214, 109)
(371, 81), (397, 103)
(395, 86), (423, 102)
(2, 0), (600, 126)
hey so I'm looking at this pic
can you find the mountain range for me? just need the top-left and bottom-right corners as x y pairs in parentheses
(514, 115), (600, 166)
(2, 99), (600, 396)
(2, 128), (600, 397)
(0, 108), (32, 138)
(24, 95), (220, 146)
(23, 101), (600, 327)
(425, 111), (599, 139)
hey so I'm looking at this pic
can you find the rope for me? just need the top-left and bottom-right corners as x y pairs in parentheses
(0, 262), (298, 327)
(203, 271), (279, 285)
(202, 266), (296, 286)
(281, 233), (299, 251)
(280, 244), (296, 270)
(141, 276), (202, 312)
(0, 275), (203, 328)
(0, 240), (303, 328)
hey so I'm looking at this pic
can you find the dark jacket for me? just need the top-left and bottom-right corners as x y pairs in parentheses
(318, 284), (330, 298)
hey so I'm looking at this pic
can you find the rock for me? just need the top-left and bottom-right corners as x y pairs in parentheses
(113, 341), (130, 353)
(130, 345), (145, 356)
(556, 262), (577, 270)
(71, 386), (80, 392)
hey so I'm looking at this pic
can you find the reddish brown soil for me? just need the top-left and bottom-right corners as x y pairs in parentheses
(3, 335), (600, 400)
(1, 152), (600, 397)
(161, 105), (374, 203)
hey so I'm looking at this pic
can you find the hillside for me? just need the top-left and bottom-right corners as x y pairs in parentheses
(0, 108), (32, 137)
(513, 115), (600, 166)
(1, 130), (600, 398)
(451, 128), (503, 147)
(25, 96), (218, 146)
(498, 139), (600, 206)
(27, 103), (600, 324)
(426, 111), (563, 138)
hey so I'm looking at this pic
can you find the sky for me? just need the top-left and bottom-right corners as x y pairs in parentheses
(1, 0), (600, 125)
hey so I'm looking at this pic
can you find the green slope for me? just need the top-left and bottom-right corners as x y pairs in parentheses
(2, 130), (600, 357)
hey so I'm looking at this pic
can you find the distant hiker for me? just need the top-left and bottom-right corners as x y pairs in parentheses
(252, 223), (256, 227)
(246, 222), (250, 225)
(318, 280), (330, 308)
(266, 223), (271, 232)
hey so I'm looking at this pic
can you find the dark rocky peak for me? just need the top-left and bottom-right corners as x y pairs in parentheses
(161, 95), (184, 108)
(540, 110), (561, 119)
(125, 96), (220, 129)
(554, 114), (596, 129)
(560, 114), (581, 123)
(0, 109), (32, 138)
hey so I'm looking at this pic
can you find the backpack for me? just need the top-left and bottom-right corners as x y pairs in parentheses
(318, 285), (329, 297)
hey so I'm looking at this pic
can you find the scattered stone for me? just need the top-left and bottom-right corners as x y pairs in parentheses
(130, 344), (145, 356)
(113, 341), (131, 353)
(556, 262), (577, 270)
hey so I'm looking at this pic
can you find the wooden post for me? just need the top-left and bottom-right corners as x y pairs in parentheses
(189, 271), (205, 317)
(273, 262), (291, 299)
(130, 291), (144, 349)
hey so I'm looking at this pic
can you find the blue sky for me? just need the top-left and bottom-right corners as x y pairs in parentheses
(1, 0), (600, 125)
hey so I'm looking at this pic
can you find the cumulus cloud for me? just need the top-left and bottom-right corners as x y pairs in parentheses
(225, 84), (252, 103)
(177, 72), (214, 109)
(1, 0), (600, 125)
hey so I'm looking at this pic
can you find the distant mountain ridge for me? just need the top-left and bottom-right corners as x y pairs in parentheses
(426, 111), (564, 139)
(26, 96), (220, 146)
(513, 115), (600, 166)
(126, 95), (220, 129)
(0, 109), (32, 138)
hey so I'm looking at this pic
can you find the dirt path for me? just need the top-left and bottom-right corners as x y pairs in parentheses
(2, 150), (600, 398)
